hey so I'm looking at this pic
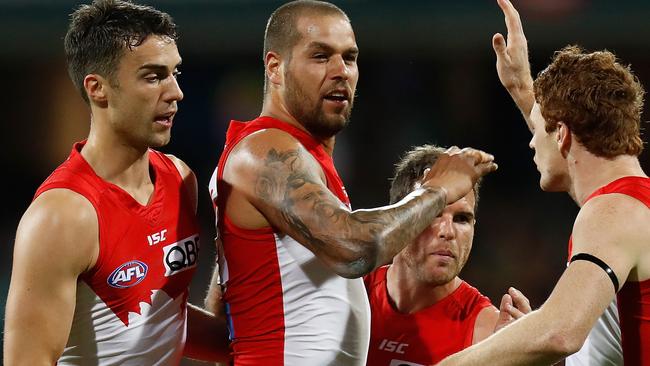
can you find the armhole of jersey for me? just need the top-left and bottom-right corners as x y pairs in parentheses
(154, 151), (196, 214)
(466, 284), (495, 347)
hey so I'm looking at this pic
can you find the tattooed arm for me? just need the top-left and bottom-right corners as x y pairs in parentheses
(223, 129), (496, 278)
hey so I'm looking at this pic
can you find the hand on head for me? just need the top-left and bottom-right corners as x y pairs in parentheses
(421, 146), (497, 204)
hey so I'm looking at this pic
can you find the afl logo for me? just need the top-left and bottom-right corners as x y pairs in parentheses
(107, 260), (148, 288)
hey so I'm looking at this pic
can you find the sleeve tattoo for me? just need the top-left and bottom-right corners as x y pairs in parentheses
(254, 147), (447, 277)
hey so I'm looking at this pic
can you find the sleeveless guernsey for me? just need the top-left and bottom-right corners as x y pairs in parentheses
(208, 117), (370, 365)
(566, 176), (650, 365)
(35, 141), (199, 366)
(365, 266), (492, 366)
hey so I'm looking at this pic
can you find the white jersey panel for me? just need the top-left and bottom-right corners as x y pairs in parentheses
(58, 282), (186, 366)
(208, 167), (228, 286)
(274, 233), (371, 365)
(566, 300), (622, 366)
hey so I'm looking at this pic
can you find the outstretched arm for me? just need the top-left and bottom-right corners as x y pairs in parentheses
(436, 194), (645, 365)
(225, 130), (497, 279)
(493, 0), (536, 131)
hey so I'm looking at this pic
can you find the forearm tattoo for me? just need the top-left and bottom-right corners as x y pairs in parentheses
(254, 148), (447, 277)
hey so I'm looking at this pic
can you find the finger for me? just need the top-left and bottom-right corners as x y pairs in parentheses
(418, 168), (432, 186)
(458, 148), (495, 165)
(475, 150), (495, 164)
(476, 162), (499, 176)
(505, 304), (526, 319)
(492, 33), (507, 57)
(498, 0), (524, 36)
(499, 293), (513, 313)
(445, 146), (462, 156)
(496, 294), (514, 327)
(509, 287), (532, 313)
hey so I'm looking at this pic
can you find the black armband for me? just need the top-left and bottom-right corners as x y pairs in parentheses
(570, 253), (619, 293)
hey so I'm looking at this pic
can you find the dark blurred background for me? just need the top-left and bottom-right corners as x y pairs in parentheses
(1, 0), (649, 364)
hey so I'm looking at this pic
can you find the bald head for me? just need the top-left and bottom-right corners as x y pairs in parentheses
(264, 1), (350, 93)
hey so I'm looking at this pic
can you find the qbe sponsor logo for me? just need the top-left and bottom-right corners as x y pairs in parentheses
(162, 234), (199, 276)
(107, 260), (148, 288)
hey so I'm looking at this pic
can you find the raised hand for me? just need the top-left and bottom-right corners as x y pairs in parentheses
(494, 286), (532, 332)
(493, 0), (536, 121)
(421, 146), (497, 204)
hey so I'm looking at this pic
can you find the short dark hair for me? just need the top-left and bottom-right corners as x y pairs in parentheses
(64, 0), (178, 103)
(389, 145), (481, 210)
(534, 45), (645, 158)
(263, 0), (350, 91)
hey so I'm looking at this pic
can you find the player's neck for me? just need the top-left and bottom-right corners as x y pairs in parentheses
(261, 95), (336, 156)
(386, 264), (462, 314)
(569, 151), (646, 206)
(82, 123), (154, 205)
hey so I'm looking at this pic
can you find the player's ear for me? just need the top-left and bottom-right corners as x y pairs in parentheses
(556, 121), (572, 158)
(84, 74), (109, 106)
(265, 51), (283, 88)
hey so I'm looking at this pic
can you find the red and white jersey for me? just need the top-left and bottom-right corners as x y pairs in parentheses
(364, 266), (493, 366)
(567, 176), (650, 366)
(208, 117), (370, 365)
(35, 141), (199, 366)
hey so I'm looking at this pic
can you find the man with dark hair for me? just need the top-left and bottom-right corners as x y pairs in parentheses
(366, 145), (530, 366)
(4, 0), (228, 364)
(205, 1), (497, 364)
(439, 0), (649, 365)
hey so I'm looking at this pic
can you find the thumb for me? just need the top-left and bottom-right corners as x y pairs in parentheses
(493, 33), (507, 56)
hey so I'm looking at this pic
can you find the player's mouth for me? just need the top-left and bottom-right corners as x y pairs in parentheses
(154, 110), (176, 127)
(431, 250), (455, 259)
(322, 88), (350, 108)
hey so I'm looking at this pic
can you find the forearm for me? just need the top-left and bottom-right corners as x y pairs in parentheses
(438, 309), (571, 366)
(251, 142), (450, 278)
(302, 186), (447, 278)
(184, 304), (231, 362)
(204, 264), (224, 316)
(508, 85), (535, 118)
(349, 186), (447, 269)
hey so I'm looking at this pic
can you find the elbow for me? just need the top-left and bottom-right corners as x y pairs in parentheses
(542, 329), (584, 359)
(333, 257), (375, 279)
(329, 241), (379, 279)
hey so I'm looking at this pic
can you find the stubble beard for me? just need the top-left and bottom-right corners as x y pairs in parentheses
(420, 266), (458, 286)
(284, 70), (353, 139)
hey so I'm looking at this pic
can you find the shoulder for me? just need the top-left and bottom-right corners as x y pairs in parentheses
(574, 193), (649, 250)
(27, 188), (97, 231)
(231, 128), (310, 160)
(472, 305), (499, 343)
(164, 154), (198, 212)
(163, 153), (195, 181)
(225, 128), (325, 182)
(16, 188), (99, 274)
(572, 192), (649, 283)
(363, 265), (388, 292)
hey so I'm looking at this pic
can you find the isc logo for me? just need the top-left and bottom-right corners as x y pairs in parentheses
(379, 339), (409, 354)
(107, 260), (148, 288)
(147, 229), (167, 246)
(162, 234), (199, 277)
